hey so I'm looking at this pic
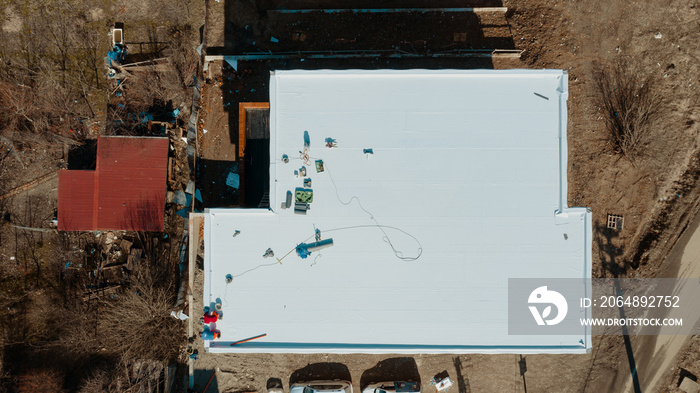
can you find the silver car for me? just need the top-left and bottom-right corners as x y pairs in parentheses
(290, 381), (353, 393)
(362, 382), (420, 393)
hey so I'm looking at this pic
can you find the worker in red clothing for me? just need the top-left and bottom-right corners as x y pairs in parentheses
(201, 311), (219, 324)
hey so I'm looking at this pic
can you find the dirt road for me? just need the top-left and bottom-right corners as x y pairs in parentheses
(620, 211), (700, 392)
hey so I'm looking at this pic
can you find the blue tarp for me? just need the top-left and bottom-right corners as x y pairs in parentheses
(173, 191), (192, 207)
(223, 56), (238, 70)
(139, 112), (154, 123)
(226, 173), (240, 189)
(107, 44), (126, 63)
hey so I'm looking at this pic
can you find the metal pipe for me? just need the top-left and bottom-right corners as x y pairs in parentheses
(230, 333), (267, 346)
(304, 238), (334, 252)
(210, 49), (498, 61)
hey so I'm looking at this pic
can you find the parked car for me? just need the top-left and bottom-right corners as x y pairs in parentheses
(362, 381), (420, 393)
(290, 381), (353, 393)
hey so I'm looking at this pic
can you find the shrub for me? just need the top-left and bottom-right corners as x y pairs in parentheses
(594, 59), (661, 158)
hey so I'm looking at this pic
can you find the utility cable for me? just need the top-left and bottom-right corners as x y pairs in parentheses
(323, 163), (423, 261)
(228, 151), (424, 282)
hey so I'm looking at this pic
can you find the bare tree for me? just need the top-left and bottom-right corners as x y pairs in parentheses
(165, 25), (200, 89)
(77, 367), (119, 393)
(0, 81), (47, 135)
(99, 281), (182, 361)
(594, 59), (662, 159)
(56, 277), (181, 365)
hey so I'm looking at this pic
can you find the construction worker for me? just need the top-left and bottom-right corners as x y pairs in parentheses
(200, 328), (221, 341)
(201, 311), (219, 324)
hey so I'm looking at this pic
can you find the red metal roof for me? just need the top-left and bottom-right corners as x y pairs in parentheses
(58, 171), (95, 231)
(58, 136), (169, 231)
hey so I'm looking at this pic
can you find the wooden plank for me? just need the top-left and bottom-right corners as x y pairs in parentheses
(168, 157), (174, 183)
(491, 49), (523, 58)
(82, 285), (121, 302)
(188, 213), (204, 391)
(472, 7), (508, 13)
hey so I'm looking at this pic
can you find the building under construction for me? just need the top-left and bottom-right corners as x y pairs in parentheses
(200, 69), (593, 354)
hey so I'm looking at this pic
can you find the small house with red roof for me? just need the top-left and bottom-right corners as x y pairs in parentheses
(58, 136), (169, 231)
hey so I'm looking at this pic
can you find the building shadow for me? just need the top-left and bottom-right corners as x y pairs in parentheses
(360, 357), (420, 391)
(517, 355), (526, 393)
(193, 369), (220, 393)
(453, 357), (471, 393)
(217, 0), (510, 55)
(595, 220), (627, 278)
(67, 139), (97, 170)
(241, 138), (269, 207)
(196, 158), (240, 207)
(222, 11), (512, 55)
(2, 344), (122, 392)
(678, 369), (698, 387)
(268, 377), (284, 390)
(290, 362), (352, 385)
(594, 219), (641, 393)
(257, 0), (504, 9)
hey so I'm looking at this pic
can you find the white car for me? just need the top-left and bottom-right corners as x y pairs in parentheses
(362, 382), (420, 393)
(290, 381), (353, 393)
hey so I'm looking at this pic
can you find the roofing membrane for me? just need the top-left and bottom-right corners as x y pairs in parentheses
(203, 69), (592, 354)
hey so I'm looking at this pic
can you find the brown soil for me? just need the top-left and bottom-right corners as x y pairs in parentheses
(510, 0), (700, 392)
(200, 76), (237, 162)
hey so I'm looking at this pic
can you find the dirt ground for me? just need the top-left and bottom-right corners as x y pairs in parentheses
(193, 0), (700, 392)
(632, 209), (700, 392)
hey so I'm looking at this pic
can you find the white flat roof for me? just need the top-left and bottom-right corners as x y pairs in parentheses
(203, 69), (592, 354)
